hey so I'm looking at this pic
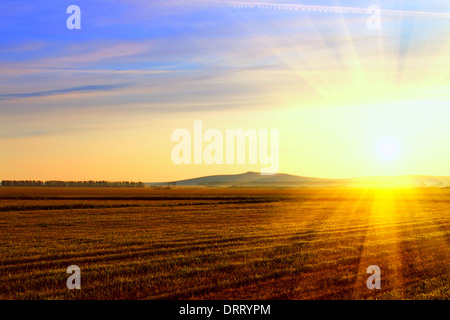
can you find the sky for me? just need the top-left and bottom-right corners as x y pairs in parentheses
(0, 0), (449, 181)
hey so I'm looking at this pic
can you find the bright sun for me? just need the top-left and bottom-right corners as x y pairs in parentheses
(376, 137), (400, 162)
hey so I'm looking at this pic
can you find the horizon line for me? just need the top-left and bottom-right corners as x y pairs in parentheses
(3, 172), (450, 184)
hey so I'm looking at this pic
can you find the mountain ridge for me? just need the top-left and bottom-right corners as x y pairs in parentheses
(147, 172), (450, 187)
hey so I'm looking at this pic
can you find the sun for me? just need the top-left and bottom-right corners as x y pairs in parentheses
(376, 137), (400, 163)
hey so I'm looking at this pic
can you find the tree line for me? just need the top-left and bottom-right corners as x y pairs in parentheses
(1, 180), (145, 188)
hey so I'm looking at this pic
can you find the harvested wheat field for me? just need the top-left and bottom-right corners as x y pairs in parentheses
(0, 187), (448, 299)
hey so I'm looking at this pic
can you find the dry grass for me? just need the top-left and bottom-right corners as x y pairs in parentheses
(0, 187), (448, 299)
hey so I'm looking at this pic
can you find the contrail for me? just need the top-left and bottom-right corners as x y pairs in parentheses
(90, 0), (450, 19)
(227, 1), (450, 19)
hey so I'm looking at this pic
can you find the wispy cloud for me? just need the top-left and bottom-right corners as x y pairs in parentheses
(0, 83), (129, 100)
(226, 0), (450, 19)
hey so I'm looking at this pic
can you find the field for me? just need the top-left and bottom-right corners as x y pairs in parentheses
(0, 187), (448, 299)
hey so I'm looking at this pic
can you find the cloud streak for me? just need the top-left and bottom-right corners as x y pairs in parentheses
(228, 1), (450, 19)
(0, 83), (129, 100)
(120, 0), (450, 18)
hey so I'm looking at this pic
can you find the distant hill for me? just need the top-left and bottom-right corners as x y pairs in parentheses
(147, 172), (450, 187)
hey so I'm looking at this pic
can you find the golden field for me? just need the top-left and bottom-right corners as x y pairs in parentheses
(0, 187), (448, 299)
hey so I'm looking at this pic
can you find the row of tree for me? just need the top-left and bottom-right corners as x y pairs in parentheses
(1, 180), (145, 188)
